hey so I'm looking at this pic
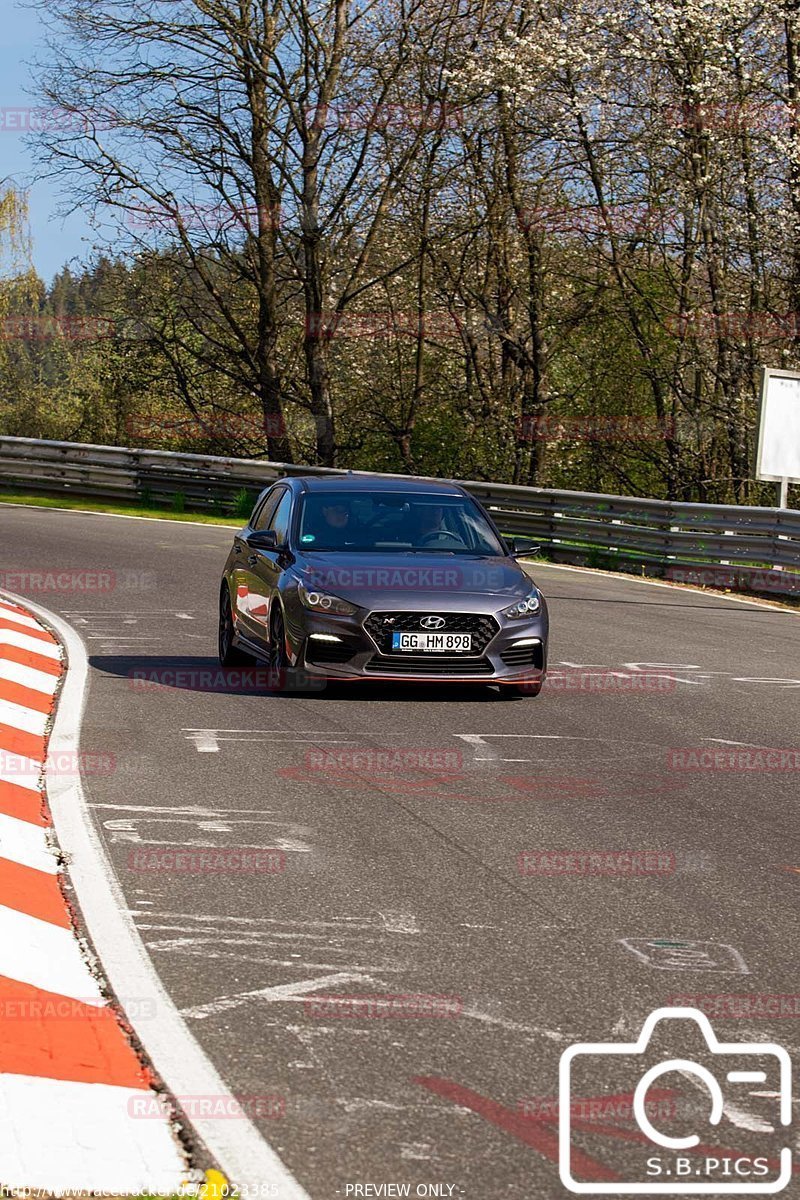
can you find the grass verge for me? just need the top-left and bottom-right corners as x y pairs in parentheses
(0, 491), (240, 526)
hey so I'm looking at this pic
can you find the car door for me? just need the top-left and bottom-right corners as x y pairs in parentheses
(231, 486), (284, 643)
(244, 488), (294, 652)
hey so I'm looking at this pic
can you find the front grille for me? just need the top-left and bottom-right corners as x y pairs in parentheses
(500, 642), (544, 669)
(364, 611), (499, 656)
(364, 656), (493, 676)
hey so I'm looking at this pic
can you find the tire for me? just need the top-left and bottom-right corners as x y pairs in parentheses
(268, 604), (289, 687)
(218, 585), (253, 667)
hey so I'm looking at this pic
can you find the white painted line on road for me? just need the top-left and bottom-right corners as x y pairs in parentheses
(378, 911), (420, 934)
(703, 738), (763, 747)
(619, 938), (750, 974)
(0, 811), (57, 873)
(459, 1004), (567, 1043)
(3, 589), (311, 1200)
(733, 676), (800, 687)
(189, 729), (220, 752)
(182, 972), (378, 1021)
(0, 904), (105, 1002)
(454, 732), (605, 765)
(0, 501), (238, 530)
(538, 560), (799, 612)
(183, 727), (360, 753)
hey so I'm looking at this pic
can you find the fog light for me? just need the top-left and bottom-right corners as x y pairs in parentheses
(309, 633), (343, 642)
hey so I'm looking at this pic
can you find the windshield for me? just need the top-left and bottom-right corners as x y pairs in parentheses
(296, 491), (505, 555)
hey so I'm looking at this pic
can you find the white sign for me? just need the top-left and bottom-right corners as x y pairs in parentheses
(559, 1007), (792, 1194)
(756, 368), (800, 483)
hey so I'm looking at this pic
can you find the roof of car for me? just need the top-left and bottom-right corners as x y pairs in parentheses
(295, 474), (464, 496)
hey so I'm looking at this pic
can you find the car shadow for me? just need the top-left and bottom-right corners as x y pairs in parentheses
(89, 654), (517, 702)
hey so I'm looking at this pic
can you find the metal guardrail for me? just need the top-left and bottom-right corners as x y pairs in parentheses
(0, 435), (798, 596)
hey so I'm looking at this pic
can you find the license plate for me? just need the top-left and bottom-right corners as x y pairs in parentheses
(391, 632), (472, 652)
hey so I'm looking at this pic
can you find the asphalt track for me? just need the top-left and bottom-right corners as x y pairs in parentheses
(2, 501), (800, 1198)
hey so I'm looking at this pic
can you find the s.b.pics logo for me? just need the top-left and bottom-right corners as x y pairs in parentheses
(559, 1008), (792, 1194)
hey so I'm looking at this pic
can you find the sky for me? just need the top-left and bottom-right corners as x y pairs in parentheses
(1, 0), (95, 283)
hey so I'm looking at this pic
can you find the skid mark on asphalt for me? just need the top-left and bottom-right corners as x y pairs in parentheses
(133, 910), (409, 975)
(183, 973), (381, 1020)
(67, 610), (204, 651)
(183, 728), (362, 752)
(97, 806), (312, 853)
(380, 910), (420, 934)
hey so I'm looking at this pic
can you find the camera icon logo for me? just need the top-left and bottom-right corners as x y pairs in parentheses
(559, 1007), (792, 1194)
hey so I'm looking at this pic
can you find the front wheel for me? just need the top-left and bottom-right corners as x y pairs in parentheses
(218, 586), (253, 666)
(267, 604), (289, 687)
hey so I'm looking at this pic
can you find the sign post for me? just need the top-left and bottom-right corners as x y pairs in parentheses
(756, 368), (800, 508)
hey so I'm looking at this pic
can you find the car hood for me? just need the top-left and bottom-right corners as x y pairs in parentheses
(291, 552), (537, 612)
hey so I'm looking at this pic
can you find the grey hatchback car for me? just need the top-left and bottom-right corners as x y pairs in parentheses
(218, 475), (548, 695)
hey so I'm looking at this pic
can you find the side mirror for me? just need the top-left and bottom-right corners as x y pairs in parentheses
(247, 529), (279, 551)
(508, 536), (541, 557)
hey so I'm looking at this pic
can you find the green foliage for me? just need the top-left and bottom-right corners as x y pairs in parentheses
(232, 488), (256, 518)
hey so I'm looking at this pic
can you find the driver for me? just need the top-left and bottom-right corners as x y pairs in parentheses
(319, 501), (353, 547)
(416, 505), (446, 538)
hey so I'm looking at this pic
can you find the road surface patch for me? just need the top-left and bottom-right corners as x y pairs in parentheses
(0, 596), (189, 1193)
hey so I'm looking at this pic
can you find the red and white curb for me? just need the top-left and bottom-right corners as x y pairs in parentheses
(0, 590), (310, 1199)
(0, 596), (192, 1192)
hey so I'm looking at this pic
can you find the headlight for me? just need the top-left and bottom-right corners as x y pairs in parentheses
(502, 588), (541, 619)
(298, 583), (358, 616)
